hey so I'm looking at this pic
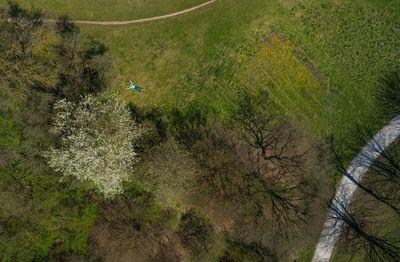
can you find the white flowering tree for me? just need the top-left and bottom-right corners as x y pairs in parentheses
(46, 95), (141, 198)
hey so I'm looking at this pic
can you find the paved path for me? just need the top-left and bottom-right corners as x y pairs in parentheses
(312, 115), (400, 261)
(44, 0), (216, 25)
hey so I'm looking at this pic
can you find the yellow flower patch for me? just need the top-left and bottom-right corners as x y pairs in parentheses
(250, 35), (319, 91)
(240, 35), (325, 132)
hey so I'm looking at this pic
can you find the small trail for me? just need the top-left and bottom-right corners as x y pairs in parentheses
(312, 115), (400, 261)
(44, 0), (216, 25)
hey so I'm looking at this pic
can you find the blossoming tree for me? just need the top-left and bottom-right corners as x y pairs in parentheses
(46, 95), (141, 198)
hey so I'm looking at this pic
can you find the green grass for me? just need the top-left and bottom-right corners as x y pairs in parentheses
(3, 0), (398, 143)
(8, 0), (398, 143)
(1, 0), (207, 20)
(78, 0), (399, 144)
(286, 0), (400, 136)
(0, 116), (20, 146)
(78, 0), (273, 109)
(0, 161), (98, 260)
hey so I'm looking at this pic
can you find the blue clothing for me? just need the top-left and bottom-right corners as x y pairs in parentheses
(129, 84), (143, 92)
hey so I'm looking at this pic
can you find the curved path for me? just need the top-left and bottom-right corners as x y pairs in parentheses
(44, 0), (216, 25)
(312, 115), (400, 261)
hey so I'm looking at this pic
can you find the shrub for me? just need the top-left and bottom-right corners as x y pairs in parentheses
(177, 208), (213, 253)
(169, 102), (208, 148)
(219, 240), (276, 262)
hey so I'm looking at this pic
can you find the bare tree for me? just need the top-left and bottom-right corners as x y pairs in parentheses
(330, 135), (400, 215)
(233, 88), (306, 173)
(99, 193), (181, 261)
(233, 88), (312, 234)
(327, 197), (400, 261)
(192, 125), (243, 199)
(243, 170), (307, 235)
(360, 137), (400, 203)
(233, 88), (280, 157)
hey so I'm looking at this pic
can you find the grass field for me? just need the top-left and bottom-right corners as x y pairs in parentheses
(83, 1), (270, 96)
(1, 0), (207, 20)
(285, 0), (400, 136)
(6, 0), (399, 144)
(0, 0), (396, 169)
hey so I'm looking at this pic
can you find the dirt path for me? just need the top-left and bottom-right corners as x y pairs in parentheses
(44, 0), (216, 25)
(312, 115), (400, 261)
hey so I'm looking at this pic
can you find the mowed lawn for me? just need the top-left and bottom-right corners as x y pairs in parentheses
(1, 0), (207, 20)
(5, 0), (399, 145)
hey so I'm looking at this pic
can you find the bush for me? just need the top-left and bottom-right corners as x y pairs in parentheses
(0, 161), (98, 261)
(177, 208), (213, 253)
(0, 3), (59, 90)
(219, 240), (276, 262)
(0, 2), (112, 99)
(127, 103), (167, 152)
(55, 32), (113, 101)
(169, 102), (208, 148)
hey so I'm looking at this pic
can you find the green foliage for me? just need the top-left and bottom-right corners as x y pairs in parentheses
(6, 0), (40, 18)
(122, 180), (147, 198)
(0, 2), (112, 100)
(0, 116), (20, 146)
(0, 160), (98, 261)
(177, 208), (213, 253)
(0, 2), (112, 259)
(58, 204), (98, 254)
(219, 240), (276, 262)
(0, 0), (397, 260)
(142, 201), (166, 222)
(127, 103), (167, 152)
(100, 192), (174, 230)
(0, 4), (60, 90)
(55, 15), (79, 36)
(56, 24), (113, 101)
